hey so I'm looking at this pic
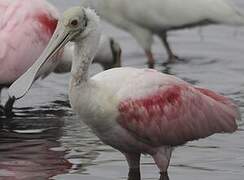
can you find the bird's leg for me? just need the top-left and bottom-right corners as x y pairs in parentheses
(0, 87), (2, 104)
(152, 146), (172, 176)
(124, 153), (141, 180)
(160, 32), (179, 64)
(0, 103), (3, 116)
(159, 171), (170, 180)
(4, 96), (16, 117)
(109, 38), (122, 68)
(145, 50), (155, 68)
(128, 168), (141, 180)
(0, 105), (4, 115)
(124, 153), (141, 178)
(0, 88), (4, 116)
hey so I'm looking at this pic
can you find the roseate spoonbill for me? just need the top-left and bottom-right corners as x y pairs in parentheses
(8, 7), (240, 179)
(54, 35), (121, 73)
(0, 0), (121, 116)
(0, 0), (59, 115)
(81, 0), (244, 67)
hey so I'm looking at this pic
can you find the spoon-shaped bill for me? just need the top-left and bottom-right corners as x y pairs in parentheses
(8, 23), (72, 99)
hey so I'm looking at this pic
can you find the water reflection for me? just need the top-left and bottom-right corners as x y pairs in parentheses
(127, 169), (170, 180)
(127, 169), (141, 180)
(160, 65), (173, 75)
(0, 103), (72, 180)
(159, 172), (170, 180)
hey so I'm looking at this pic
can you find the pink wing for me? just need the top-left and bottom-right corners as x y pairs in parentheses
(0, 0), (58, 85)
(0, 0), (10, 15)
(117, 72), (239, 146)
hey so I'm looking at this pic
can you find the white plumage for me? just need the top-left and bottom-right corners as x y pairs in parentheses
(81, 0), (244, 67)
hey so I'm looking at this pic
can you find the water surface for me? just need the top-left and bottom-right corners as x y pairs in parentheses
(1, 0), (244, 179)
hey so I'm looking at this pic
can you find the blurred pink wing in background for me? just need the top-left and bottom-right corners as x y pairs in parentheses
(0, 0), (59, 85)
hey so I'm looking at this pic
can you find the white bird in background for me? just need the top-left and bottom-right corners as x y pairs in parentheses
(81, 0), (244, 68)
(9, 7), (239, 180)
(94, 35), (121, 70)
(54, 35), (121, 73)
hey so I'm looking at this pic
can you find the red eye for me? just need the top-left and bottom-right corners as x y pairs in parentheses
(71, 19), (78, 26)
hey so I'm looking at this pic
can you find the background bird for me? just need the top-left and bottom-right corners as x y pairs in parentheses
(54, 35), (121, 73)
(93, 35), (121, 70)
(0, 0), (59, 115)
(8, 7), (240, 180)
(0, 0), (121, 116)
(81, 0), (244, 68)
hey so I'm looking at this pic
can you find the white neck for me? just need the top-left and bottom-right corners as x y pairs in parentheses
(71, 10), (101, 86)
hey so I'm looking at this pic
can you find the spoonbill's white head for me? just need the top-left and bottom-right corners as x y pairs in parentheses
(8, 7), (100, 99)
(56, 6), (100, 43)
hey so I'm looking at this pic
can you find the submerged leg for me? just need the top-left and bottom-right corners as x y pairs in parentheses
(145, 50), (155, 68)
(128, 168), (141, 180)
(0, 87), (2, 103)
(152, 146), (173, 175)
(4, 96), (16, 117)
(124, 153), (141, 180)
(159, 32), (179, 63)
(0, 88), (4, 116)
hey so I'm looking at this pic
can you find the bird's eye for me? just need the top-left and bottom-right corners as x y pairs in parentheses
(70, 19), (79, 27)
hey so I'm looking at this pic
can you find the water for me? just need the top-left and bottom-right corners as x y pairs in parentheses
(1, 0), (244, 179)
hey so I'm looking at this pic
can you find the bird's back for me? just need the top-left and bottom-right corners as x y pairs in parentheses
(90, 0), (244, 32)
(91, 67), (147, 94)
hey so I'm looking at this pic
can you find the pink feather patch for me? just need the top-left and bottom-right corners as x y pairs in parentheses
(118, 85), (239, 146)
(36, 13), (57, 35)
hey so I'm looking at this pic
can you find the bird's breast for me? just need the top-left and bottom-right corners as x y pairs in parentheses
(69, 81), (119, 131)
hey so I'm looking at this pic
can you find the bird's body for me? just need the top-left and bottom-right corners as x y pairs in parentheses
(70, 66), (239, 172)
(9, 7), (240, 178)
(81, 0), (244, 67)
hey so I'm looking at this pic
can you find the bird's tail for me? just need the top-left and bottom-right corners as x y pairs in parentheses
(210, 0), (244, 26)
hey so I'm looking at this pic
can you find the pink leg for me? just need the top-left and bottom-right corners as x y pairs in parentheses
(145, 50), (155, 69)
(152, 146), (173, 173)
